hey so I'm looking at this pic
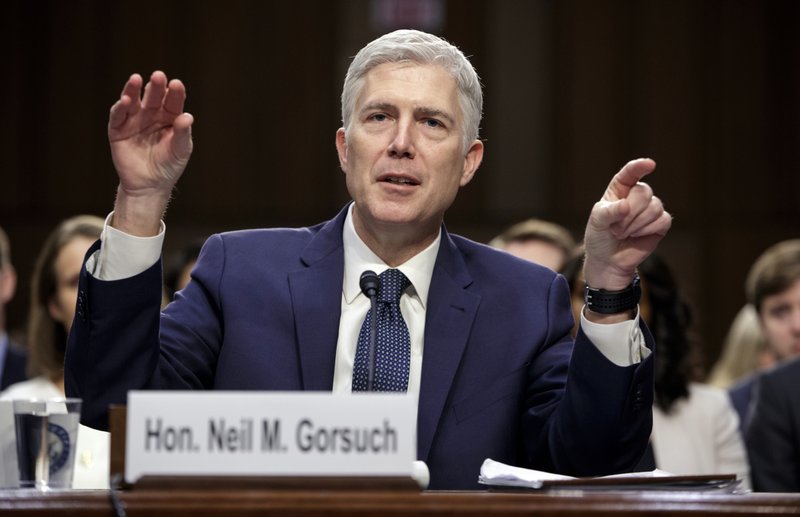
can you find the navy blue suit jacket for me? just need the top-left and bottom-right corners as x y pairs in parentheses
(66, 205), (654, 489)
(729, 374), (758, 433)
(746, 358), (800, 492)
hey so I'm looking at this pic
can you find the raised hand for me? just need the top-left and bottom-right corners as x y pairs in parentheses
(108, 71), (194, 236)
(583, 158), (672, 295)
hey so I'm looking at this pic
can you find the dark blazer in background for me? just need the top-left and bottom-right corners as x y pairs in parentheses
(65, 204), (655, 490)
(1, 339), (27, 390)
(729, 374), (758, 433)
(746, 358), (800, 492)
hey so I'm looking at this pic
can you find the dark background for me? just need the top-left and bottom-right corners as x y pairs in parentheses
(2, 0), (798, 376)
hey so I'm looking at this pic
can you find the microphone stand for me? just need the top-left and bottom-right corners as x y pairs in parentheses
(359, 271), (380, 392)
(367, 294), (378, 391)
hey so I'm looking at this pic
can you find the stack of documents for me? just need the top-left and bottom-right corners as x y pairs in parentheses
(478, 459), (743, 493)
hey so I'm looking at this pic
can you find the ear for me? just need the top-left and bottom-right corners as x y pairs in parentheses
(459, 139), (484, 187)
(335, 128), (348, 173)
(0, 266), (16, 305)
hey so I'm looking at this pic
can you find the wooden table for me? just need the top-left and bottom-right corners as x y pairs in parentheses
(1, 487), (800, 516)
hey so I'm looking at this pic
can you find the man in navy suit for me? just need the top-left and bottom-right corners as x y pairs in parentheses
(65, 30), (671, 489)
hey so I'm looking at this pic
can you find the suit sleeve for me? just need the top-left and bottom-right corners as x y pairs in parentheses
(65, 236), (227, 430)
(523, 274), (655, 476)
(65, 240), (163, 429)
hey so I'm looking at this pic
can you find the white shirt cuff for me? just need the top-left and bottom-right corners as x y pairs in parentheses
(86, 212), (165, 281)
(580, 306), (651, 366)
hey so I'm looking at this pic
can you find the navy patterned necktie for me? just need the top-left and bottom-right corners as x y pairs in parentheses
(352, 269), (411, 392)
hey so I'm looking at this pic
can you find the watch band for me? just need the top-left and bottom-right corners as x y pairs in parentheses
(584, 275), (641, 314)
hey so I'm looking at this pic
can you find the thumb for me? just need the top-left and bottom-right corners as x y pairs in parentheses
(172, 113), (194, 158)
(604, 158), (656, 202)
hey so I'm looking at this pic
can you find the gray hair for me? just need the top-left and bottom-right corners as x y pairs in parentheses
(341, 29), (482, 152)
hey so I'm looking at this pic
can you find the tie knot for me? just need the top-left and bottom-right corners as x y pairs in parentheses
(378, 269), (410, 304)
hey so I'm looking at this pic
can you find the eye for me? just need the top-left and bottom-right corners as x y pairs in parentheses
(369, 113), (388, 122)
(424, 118), (442, 128)
(768, 306), (790, 319)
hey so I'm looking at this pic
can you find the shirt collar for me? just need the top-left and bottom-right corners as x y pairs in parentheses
(342, 204), (440, 308)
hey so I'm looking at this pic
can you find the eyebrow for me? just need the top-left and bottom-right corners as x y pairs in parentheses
(360, 102), (457, 126)
(417, 107), (456, 126)
(767, 302), (791, 312)
(360, 101), (395, 115)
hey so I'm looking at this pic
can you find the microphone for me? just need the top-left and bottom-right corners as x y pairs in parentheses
(360, 270), (380, 391)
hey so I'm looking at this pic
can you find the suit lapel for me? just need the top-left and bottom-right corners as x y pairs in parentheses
(288, 207), (348, 391)
(287, 211), (482, 457)
(417, 231), (481, 461)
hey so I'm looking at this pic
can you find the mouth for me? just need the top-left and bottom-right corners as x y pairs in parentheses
(377, 173), (421, 187)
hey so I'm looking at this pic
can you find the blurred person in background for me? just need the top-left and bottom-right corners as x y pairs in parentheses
(707, 304), (767, 390)
(0, 226), (27, 390)
(0, 215), (109, 489)
(163, 238), (205, 303)
(729, 239), (800, 432)
(489, 218), (576, 272)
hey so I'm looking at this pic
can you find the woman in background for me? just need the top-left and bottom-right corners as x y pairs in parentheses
(707, 304), (767, 389)
(0, 215), (109, 489)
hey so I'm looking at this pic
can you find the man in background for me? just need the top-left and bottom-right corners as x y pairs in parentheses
(730, 239), (800, 431)
(0, 226), (27, 391)
(741, 240), (800, 491)
(489, 218), (576, 272)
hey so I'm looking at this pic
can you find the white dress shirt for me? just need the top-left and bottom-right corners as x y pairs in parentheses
(332, 205), (440, 405)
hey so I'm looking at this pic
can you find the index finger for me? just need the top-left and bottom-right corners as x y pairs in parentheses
(603, 158), (656, 202)
(119, 73), (143, 100)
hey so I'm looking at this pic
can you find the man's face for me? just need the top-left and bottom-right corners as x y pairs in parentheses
(759, 279), (800, 361)
(336, 62), (483, 245)
(503, 240), (567, 272)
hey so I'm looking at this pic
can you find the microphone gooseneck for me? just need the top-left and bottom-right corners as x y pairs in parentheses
(360, 270), (380, 391)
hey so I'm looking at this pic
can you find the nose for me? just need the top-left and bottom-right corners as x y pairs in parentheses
(387, 119), (415, 159)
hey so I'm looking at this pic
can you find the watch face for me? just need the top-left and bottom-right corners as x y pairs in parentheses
(47, 422), (72, 474)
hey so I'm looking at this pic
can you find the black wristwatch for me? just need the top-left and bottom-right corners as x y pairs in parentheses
(584, 275), (641, 314)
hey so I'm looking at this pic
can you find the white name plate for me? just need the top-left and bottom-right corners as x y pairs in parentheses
(125, 391), (416, 483)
